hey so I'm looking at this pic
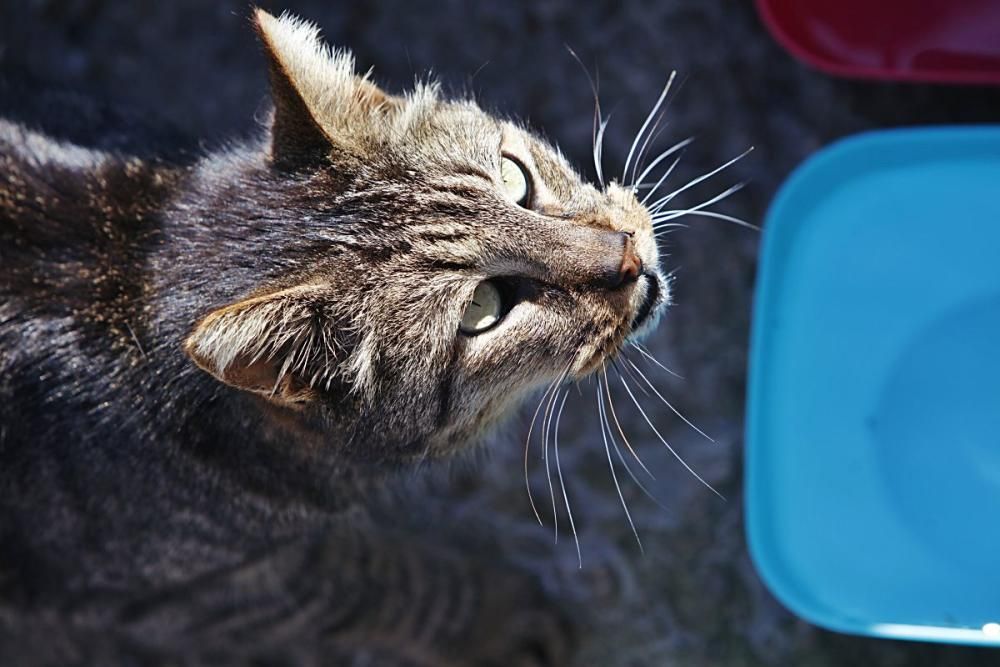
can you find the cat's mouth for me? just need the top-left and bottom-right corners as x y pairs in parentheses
(574, 273), (666, 377)
(630, 273), (660, 332)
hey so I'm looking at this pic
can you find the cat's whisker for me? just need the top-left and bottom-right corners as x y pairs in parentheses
(566, 44), (608, 189)
(651, 182), (747, 226)
(629, 109), (668, 189)
(615, 369), (724, 499)
(630, 342), (684, 380)
(654, 209), (759, 231)
(542, 380), (564, 542)
(647, 147), (753, 212)
(634, 137), (692, 201)
(596, 377), (643, 553)
(622, 72), (676, 187)
(601, 366), (654, 478)
(600, 369), (668, 508)
(552, 390), (581, 568)
(623, 355), (714, 443)
(639, 153), (685, 209)
(610, 431), (669, 511)
(524, 372), (567, 527)
(653, 223), (689, 238)
(614, 357), (650, 398)
(632, 75), (688, 187)
(594, 115), (612, 189)
(632, 118), (672, 191)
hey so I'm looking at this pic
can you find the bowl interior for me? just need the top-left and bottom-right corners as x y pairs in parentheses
(747, 127), (1000, 645)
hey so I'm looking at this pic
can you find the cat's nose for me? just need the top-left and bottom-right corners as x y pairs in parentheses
(596, 232), (642, 289)
(493, 218), (646, 291)
(618, 233), (643, 285)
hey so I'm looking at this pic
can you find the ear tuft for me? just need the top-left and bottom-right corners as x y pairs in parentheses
(185, 284), (334, 407)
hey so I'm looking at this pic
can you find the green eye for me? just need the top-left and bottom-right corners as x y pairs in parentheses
(460, 281), (504, 335)
(500, 156), (530, 207)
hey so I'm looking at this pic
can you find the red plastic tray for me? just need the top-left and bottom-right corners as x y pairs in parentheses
(756, 0), (1000, 84)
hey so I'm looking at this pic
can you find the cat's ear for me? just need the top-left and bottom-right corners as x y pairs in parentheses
(253, 9), (399, 170)
(184, 284), (329, 408)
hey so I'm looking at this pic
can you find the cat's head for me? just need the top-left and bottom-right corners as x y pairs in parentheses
(184, 9), (671, 461)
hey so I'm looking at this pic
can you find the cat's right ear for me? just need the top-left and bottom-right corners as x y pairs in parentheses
(254, 9), (334, 170)
(253, 9), (399, 171)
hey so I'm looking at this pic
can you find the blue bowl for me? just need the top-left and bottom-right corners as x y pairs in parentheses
(746, 127), (1000, 646)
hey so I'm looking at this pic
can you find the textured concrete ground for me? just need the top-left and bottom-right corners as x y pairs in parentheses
(4, 1), (1000, 664)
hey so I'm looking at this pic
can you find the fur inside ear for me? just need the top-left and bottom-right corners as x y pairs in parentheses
(253, 8), (401, 168)
(184, 284), (334, 407)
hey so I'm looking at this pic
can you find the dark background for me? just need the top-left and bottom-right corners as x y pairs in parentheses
(3, 1), (999, 664)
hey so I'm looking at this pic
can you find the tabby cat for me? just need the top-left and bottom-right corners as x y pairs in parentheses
(0, 9), (673, 665)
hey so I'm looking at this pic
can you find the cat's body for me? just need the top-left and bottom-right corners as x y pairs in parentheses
(0, 110), (575, 667)
(1, 9), (670, 665)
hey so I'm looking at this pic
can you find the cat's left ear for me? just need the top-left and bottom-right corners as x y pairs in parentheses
(253, 8), (399, 170)
(184, 284), (330, 408)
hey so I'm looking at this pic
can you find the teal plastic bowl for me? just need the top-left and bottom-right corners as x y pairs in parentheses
(746, 127), (1000, 645)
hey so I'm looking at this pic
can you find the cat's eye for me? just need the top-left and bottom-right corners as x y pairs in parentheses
(500, 156), (531, 207)
(459, 281), (504, 335)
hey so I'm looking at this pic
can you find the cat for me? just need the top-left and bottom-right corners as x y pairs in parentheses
(0, 8), (672, 665)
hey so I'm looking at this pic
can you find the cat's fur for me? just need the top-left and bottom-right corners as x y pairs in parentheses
(0, 9), (669, 665)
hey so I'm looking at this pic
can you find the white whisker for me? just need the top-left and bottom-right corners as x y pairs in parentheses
(542, 382), (563, 541)
(632, 117), (671, 189)
(622, 72), (676, 186)
(631, 342), (684, 379)
(653, 209), (758, 231)
(601, 366), (654, 478)
(616, 358), (650, 397)
(648, 146), (754, 212)
(624, 355), (714, 443)
(653, 224), (689, 238)
(594, 115), (612, 188)
(553, 390), (581, 568)
(635, 138), (692, 201)
(616, 370), (724, 499)
(567, 44), (608, 189)
(597, 377), (643, 552)
(633, 74), (689, 184)
(652, 182), (746, 223)
(524, 373), (565, 526)
(640, 155), (684, 208)
(599, 370), (669, 507)
(629, 111), (667, 188)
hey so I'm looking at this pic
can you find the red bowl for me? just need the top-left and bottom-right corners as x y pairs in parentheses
(756, 0), (1000, 84)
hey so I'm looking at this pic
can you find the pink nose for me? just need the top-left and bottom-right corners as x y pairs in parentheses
(618, 233), (643, 285)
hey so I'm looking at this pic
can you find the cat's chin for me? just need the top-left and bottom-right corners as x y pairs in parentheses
(626, 304), (666, 345)
(626, 272), (670, 343)
(567, 275), (670, 378)
(573, 334), (631, 378)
